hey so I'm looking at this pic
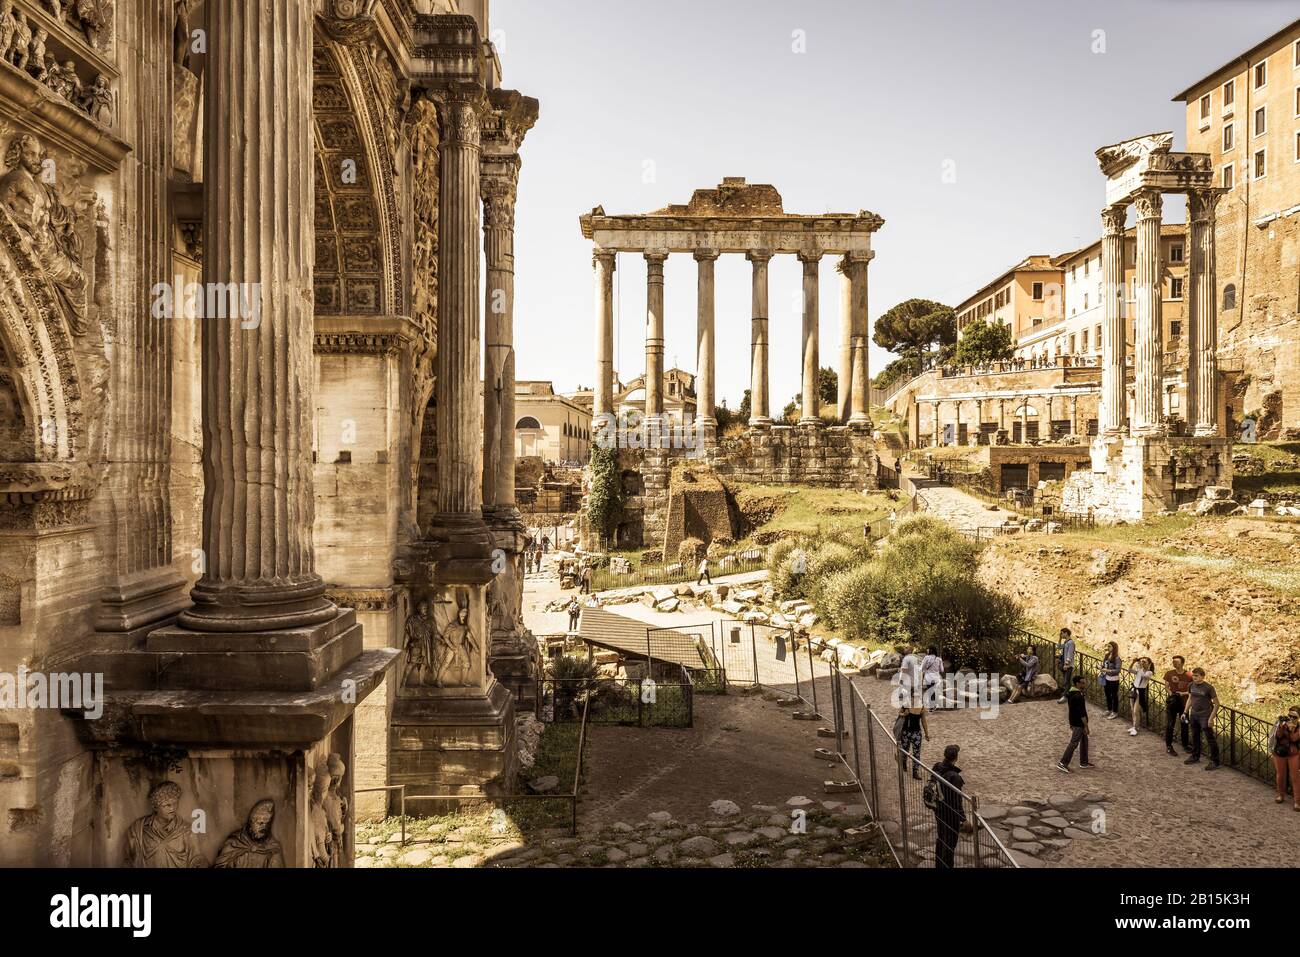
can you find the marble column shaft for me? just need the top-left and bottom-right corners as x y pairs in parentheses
(1132, 189), (1164, 437)
(1188, 189), (1221, 437)
(747, 250), (772, 424)
(435, 92), (489, 526)
(482, 168), (518, 513)
(1100, 204), (1127, 435)
(836, 259), (854, 422)
(694, 249), (718, 430)
(593, 251), (616, 420)
(644, 252), (667, 421)
(845, 253), (872, 425)
(799, 252), (821, 423)
(183, 0), (332, 630)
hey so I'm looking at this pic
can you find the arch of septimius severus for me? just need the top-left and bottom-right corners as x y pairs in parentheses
(0, 0), (537, 867)
(578, 180), (885, 547)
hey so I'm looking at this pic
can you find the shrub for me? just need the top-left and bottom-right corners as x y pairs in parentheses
(677, 537), (705, 568)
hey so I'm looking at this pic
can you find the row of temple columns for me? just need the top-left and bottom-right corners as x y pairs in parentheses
(594, 248), (875, 437)
(923, 394), (1088, 446)
(1100, 186), (1221, 439)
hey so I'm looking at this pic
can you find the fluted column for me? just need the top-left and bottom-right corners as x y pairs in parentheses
(432, 90), (491, 543)
(694, 248), (719, 435)
(180, 0), (332, 631)
(1188, 189), (1222, 437)
(1132, 189), (1164, 437)
(644, 251), (667, 424)
(1100, 203), (1128, 436)
(593, 250), (616, 422)
(747, 250), (772, 425)
(482, 164), (519, 515)
(798, 251), (822, 424)
(836, 259), (853, 421)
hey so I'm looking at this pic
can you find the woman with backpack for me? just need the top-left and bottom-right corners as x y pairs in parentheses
(1101, 642), (1123, 718)
(896, 702), (930, 781)
(1270, 707), (1300, 809)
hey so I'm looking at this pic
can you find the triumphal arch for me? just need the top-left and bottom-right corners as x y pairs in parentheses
(0, 0), (538, 867)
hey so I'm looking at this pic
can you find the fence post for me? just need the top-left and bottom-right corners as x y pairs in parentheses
(1229, 710), (1236, 766)
(807, 636), (820, 717)
(791, 631), (802, 704)
(970, 794), (982, 868)
(637, 678), (644, 727)
(896, 736), (911, 867)
(751, 623), (759, 687)
(848, 677), (862, 789)
(865, 704), (880, 819)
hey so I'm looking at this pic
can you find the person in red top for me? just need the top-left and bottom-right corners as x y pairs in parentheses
(1162, 656), (1192, 756)
(1271, 707), (1300, 810)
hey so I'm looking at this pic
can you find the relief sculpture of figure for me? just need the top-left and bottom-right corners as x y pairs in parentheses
(82, 73), (112, 125)
(401, 599), (435, 688)
(308, 769), (333, 868)
(0, 134), (90, 331)
(323, 754), (347, 868)
(10, 11), (30, 69)
(122, 782), (208, 868)
(433, 595), (479, 687)
(213, 799), (285, 868)
(74, 0), (105, 47)
(0, 4), (15, 61)
(173, 0), (191, 70)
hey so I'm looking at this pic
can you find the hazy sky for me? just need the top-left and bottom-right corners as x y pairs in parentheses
(494, 0), (1295, 409)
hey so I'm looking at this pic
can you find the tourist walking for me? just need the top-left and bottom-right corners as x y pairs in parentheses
(579, 563), (593, 595)
(1269, 707), (1300, 809)
(1184, 668), (1221, 769)
(566, 596), (580, 633)
(541, 535), (550, 552)
(1056, 628), (1075, 703)
(1162, 656), (1192, 755)
(1056, 674), (1094, 772)
(897, 702), (930, 779)
(534, 544), (544, 573)
(920, 645), (944, 711)
(1009, 644), (1039, 703)
(1127, 657), (1154, 736)
(1101, 642), (1122, 718)
(929, 744), (967, 869)
(696, 557), (711, 586)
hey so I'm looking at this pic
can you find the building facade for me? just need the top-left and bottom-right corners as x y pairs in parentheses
(1174, 17), (1300, 437)
(514, 380), (591, 462)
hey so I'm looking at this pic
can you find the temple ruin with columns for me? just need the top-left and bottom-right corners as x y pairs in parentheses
(578, 179), (885, 549)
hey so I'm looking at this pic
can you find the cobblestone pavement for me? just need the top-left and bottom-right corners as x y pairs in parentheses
(848, 672), (1297, 868)
(912, 480), (1018, 530)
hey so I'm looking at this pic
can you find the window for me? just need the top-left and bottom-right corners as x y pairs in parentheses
(1223, 123), (1233, 151)
(1082, 329), (1089, 351)
(1222, 162), (1234, 189)
(1296, 86), (1300, 118)
(516, 416), (541, 430)
(1083, 258), (1090, 277)
(1254, 105), (1266, 136)
(1083, 293), (1089, 309)
(1170, 244), (1184, 263)
(1170, 320), (1182, 338)
(1032, 281), (1044, 300)
(1032, 317), (1042, 327)
(1255, 60), (1267, 89)
(1069, 334), (1076, 353)
(1199, 93), (1212, 122)
(1295, 39), (1300, 67)
(1255, 148), (1267, 179)
(1170, 277), (1184, 300)
(1222, 78), (1235, 113)
(1296, 130), (1300, 163)
(1223, 283), (1236, 311)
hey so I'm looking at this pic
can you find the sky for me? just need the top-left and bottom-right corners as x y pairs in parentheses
(493, 0), (1297, 410)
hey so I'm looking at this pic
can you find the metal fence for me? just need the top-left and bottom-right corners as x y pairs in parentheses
(831, 665), (1017, 868)
(1014, 628), (1278, 786)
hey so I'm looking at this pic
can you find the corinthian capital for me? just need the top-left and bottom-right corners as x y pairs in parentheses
(434, 90), (486, 147)
(1188, 188), (1223, 225)
(1133, 188), (1163, 222)
(1101, 203), (1127, 235)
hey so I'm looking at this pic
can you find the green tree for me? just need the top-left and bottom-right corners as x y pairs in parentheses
(953, 315), (1014, 366)
(736, 389), (752, 422)
(873, 298), (957, 375)
(586, 445), (624, 546)
(818, 367), (837, 407)
(873, 355), (917, 393)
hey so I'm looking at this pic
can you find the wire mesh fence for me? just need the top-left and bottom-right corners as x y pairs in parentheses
(834, 666), (1017, 868)
(536, 672), (693, 728)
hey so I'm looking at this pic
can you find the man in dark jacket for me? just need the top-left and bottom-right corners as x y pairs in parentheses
(931, 744), (966, 869)
(1057, 674), (1094, 772)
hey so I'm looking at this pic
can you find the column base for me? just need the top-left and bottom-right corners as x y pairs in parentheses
(747, 416), (774, 429)
(848, 413), (874, 431)
(96, 570), (191, 633)
(389, 678), (518, 815)
(798, 416), (825, 428)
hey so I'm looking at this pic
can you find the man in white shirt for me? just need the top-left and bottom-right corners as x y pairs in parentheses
(898, 645), (922, 706)
(696, 557), (711, 585)
(920, 646), (945, 711)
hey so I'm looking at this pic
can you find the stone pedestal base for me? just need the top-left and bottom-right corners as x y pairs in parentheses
(389, 679), (517, 815)
(1062, 433), (1233, 523)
